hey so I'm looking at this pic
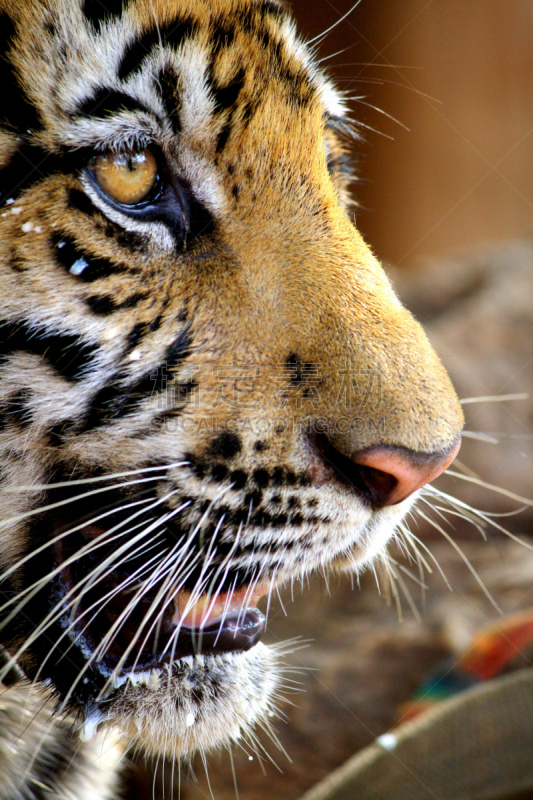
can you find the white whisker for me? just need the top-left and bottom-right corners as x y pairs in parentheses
(444, 470), (533, 506)
(460, 393), (528, 404)
(415, 507), (501, 612)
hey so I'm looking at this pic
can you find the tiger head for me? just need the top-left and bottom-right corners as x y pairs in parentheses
(0, 0), (463, 757)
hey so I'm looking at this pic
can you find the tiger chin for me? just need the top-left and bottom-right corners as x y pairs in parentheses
(0, 0), (463, 795)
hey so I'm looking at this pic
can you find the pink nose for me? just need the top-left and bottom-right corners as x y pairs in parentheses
(354, 438), (461, 506)
(308, 432), (461, 509)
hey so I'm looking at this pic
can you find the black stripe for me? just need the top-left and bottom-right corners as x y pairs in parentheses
(115, 227), (147, 253)
(211, 68), (245, 114)
(148, 313), (163, 333)
(47, 418), (76, 446)
(0, 388), (33, 428)
(125, 322), (148, 352)
(157, 67), (181, 134)
(259, 0), (284, 17)
(0, 12), (41, 134)
(82, 372), (130, 429)
(82, 0), (127, 29)
(118, 19), (196, 82)
(215, 123), (231, 154)
(233, 6), (257, 36)
(82, 327), (192, 430)
(85, 295), (116, 315)
(68, 187), (99, 216)
(73, 89), (150, 120)
(163, 328), (193, 372)
(66, 191), (147, 256)
(241, 100), (258, 125)
(256, 28), (273, 50)
(0, 12), (16, 55)
(120, 293), (148, 311)
(52, 233), (125, 283)
(0, 321), (96, 381)
(208, 63), (246, 155)
(210, 20), (235, 54)
(0, 143), (57, 204)
(85, 291), (147, 315)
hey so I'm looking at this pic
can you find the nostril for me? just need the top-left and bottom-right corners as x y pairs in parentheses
(354, 438), (461, 506)
(307, 431), (461, 510)
(307, 431), (398, 509)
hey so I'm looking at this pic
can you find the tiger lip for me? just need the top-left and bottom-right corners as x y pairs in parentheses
(109, 589), (270, 677)
(172, 585), (270, 629)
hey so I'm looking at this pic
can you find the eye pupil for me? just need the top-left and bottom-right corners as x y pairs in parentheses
(91, 149), (159, 205)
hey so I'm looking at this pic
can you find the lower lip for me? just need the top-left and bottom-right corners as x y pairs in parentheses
(172, 585), (270, 628)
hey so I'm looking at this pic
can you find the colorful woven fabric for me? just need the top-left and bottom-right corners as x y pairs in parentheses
(398, 608), (533, 723)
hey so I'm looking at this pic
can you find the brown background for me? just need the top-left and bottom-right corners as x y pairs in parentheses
(292, 0), (533, 270)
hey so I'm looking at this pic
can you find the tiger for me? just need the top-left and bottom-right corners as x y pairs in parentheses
(0, 0), (464, 796)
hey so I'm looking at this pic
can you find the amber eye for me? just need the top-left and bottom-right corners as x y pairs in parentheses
(91, 149), (159, 205)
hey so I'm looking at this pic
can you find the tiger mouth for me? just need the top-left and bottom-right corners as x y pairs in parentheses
(52, 520), (268, 681)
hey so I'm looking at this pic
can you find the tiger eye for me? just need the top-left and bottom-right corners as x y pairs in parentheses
(92, 149), (158, 205)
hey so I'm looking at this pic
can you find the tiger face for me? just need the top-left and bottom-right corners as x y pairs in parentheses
(0, 0), (462, 759)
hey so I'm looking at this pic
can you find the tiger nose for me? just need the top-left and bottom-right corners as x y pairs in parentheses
(307, 431), (461, 509)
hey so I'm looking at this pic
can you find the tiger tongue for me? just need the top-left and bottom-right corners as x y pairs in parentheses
(172, 586), (267, 628)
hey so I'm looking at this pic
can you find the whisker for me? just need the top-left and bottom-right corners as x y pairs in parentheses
(387, 554), (428, 590)
(82, 512), (197, 676)
(0, 497), (154, 605)
(0, 472), (172, 533)
(92, 482), (234, 679)
(460, 393), (528, 405)
(380, 553), (402, 620)
(415, 507), (501, 612)
(443, 470), (533, 506)
(398, 524), (452, 590)
(386, 557), (422, 621)
(306, 0), (363, 46)
(461, 431), (500, 444)
(424, 486), (533, 549)
(0, 492), (172, 631)
(5, 462), (186, 493)
(0, 491), (182, 685)
(45, 547), (166, 674)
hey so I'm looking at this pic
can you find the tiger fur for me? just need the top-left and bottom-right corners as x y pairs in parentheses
(0, 0), (463, 797)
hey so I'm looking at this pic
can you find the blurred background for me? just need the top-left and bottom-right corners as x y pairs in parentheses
(132, 2), (533, 798)
(299, 0), (533, 267)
